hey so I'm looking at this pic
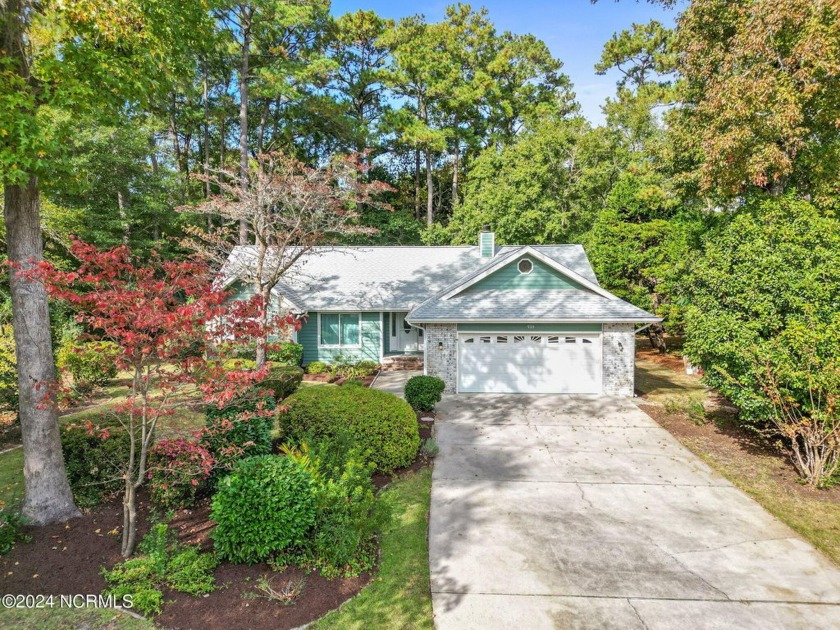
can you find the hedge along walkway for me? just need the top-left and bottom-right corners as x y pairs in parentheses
(312, 468), (433, 630)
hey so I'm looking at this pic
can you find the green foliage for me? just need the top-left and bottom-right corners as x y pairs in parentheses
(441, 116), (596, 244)
(279, 386), (420, 473)
(56, 339), (120, 394)
(211, 455), (316, 564)
(201, 393), (276, 474)
(262, 365), (303, 400)
(267, 342), (304, 366)
(102, 524), (216, 617)
(682, 197), (840, 484)
(0, 328), (18, 417)
(61, 422), (130, 508)
(355, 360), (380, 377)
(419, 438), (440, 460)
(0, 503), (30, 555)
(404, 376), (445, 412)
(683, 198), (840, 420)
(310, 457), (391, 577)
(305, 361), (329, 375)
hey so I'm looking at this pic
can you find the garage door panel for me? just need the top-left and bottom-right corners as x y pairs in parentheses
(458, 333), (602, 394)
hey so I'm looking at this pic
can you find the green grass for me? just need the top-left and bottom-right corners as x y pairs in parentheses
(634, 357), (707, 405)
(0, 606), (153, 630)
(312, 468), (433, 630)
(0, 446), (23, 508)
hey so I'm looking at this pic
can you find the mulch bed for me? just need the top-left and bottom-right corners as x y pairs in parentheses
(0, 413), (434, 630)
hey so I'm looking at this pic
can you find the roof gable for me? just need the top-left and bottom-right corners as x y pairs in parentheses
(468, 255), (586, 292)
(440, 247), (615, 301)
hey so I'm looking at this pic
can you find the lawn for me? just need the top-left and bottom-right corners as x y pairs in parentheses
(635, 352), (840, 567)
(313, 468), (433, 630)
(0, 446), (23, 508)
(0, 607), (153, 630)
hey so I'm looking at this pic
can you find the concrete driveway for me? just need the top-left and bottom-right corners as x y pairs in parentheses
(429, 395), (840, 629)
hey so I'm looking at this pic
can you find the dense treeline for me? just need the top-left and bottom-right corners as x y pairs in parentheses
(1, 0), (839, 523)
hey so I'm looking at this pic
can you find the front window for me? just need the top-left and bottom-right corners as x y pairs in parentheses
(319, 313), (361, 346)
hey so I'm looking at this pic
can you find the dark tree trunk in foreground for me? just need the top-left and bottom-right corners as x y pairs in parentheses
(4, 179), (80, 525)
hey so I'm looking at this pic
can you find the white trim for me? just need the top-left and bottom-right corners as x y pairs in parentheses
(517, 258), (533, 274)
(379, 312), (384, 360)
(316, 312), (362, 348)
(440, 246), (617, 301)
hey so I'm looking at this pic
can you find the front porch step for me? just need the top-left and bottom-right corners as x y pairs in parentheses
(381, 355), (424, 371)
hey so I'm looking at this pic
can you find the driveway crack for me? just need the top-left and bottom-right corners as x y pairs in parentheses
(627, 599), (651, 630)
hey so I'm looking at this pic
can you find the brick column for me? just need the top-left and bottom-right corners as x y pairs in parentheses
(424, 324), (458, 393)
(602, 323), (635, 396)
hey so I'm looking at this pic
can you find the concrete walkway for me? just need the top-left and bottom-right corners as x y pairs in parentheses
(370, 370), (422, 397)
(430, 395), (840, 629)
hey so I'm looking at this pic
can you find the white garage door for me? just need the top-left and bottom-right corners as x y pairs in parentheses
(458, 333), (602, 394)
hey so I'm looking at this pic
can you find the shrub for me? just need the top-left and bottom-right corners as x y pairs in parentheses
(420, 437), (440, 459)
(262, 365), (303, 400)
(404, 375), (446, 412)
(102, 523), (216, 616)
(56, 340), (120, 394)
(310, 457), (390, 577)
(279, 387), (420, 473)
(147, 439), (214, 510)
(267, 342), (303, 366)
(61, 421), (130, 508)
(0, 329), (18, 416)
(0, 503), (30, 555)
(683, 198), (840, 485)
(201, 393), (275, 474)
(355, 360), (380, 377)
(211, 455), (316, 564)
(306, 361), (329, 375)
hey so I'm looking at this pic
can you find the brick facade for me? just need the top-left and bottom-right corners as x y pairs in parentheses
(601, 323), (636, 396)
(424, 324), (458, 393)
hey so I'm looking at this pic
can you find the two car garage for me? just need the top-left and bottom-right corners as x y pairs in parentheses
(457, 332), (603, 394)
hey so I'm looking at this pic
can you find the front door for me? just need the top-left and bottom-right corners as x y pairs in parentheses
(390, 312), (421, 352)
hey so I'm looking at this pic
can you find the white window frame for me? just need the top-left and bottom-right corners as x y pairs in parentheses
(317, 312), (362, 348)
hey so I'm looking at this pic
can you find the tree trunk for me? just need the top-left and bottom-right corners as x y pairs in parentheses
(238, 15), (252, 246)
(414, 149), (421, 221)
(451, 139), (460, 210)
(255, 285), (270, 369)
(203, 70), (213, 231)
(646, 324), (668, 354)
(425, 148), (434, 227)
(121, 477), (136, 557)
(3, 178), (80, 525)
(117, 190), (129, 244)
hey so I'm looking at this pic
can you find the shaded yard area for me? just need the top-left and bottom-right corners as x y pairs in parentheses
(635, 344), (840, 566)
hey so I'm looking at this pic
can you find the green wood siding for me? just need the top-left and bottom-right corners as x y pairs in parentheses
(457, 323), (602, 333)
(299, 312), (381, 364)
(480, 232), (494, 257)
(469, 257), (584, 291)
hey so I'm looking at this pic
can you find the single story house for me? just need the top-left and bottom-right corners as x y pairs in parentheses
(220, 229), (660, 395)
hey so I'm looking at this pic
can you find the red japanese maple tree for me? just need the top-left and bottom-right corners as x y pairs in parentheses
(33, 239), (297, 556)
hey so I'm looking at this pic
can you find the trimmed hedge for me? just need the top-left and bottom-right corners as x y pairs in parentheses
(404, 375), (446, 412)
(211, 455), (316, 563)
(279, 386), (420, 473)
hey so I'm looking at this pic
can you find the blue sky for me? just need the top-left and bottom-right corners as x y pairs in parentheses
(330, 0), (681, 125)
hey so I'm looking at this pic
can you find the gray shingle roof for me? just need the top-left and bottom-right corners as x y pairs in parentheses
(223, 245), (597, 309)
(407, 289), (659, 323)
(221, 244), (659, 322)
